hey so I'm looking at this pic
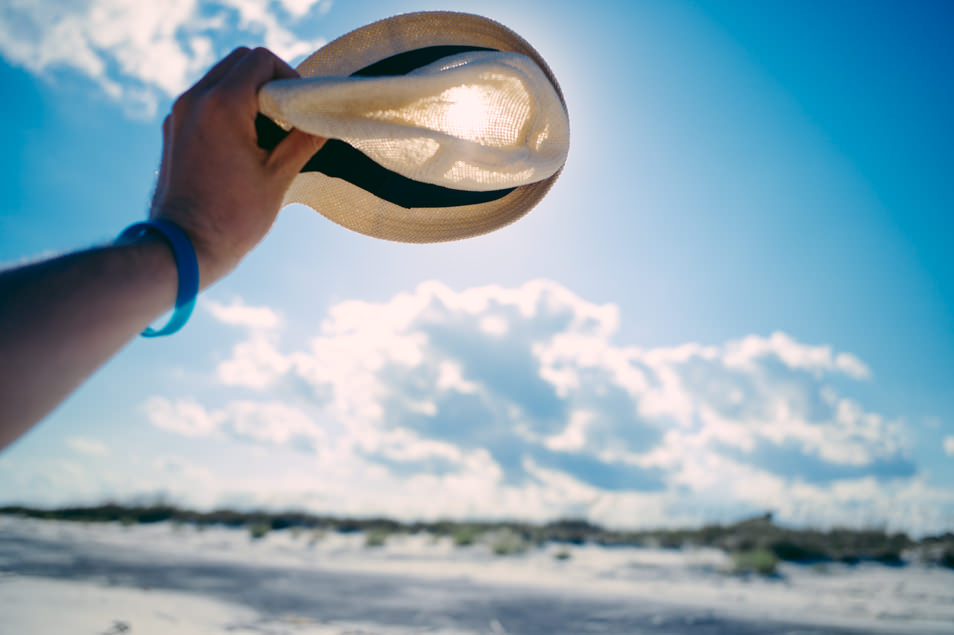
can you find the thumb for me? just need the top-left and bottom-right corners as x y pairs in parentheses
(269, 129), (326, 180)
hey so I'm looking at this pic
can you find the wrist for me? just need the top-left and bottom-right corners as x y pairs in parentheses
(117, 220), (199, 336)
(149, 203), (234, 290)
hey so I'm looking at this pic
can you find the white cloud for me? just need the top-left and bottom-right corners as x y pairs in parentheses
(0, 0), (330, 116)
(125, 280), (954, 533)
(144, 396), (225, 438)
(217, 333), (291, 388)
(721, 332), (871, 380)
(206, 297), (283, 329)
(544, 410), (593, 452)
(944, 436), (954, 457)
(66, 437), (110, 457)
(227, 400), (324, 447)
(145, 396), (325, 450)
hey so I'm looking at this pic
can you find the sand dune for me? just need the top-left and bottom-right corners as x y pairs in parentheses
(1, 516), (952, 634)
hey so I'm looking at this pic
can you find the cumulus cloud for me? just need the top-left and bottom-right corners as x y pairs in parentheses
(66, 437), (110, 457)
(213, 280), (902, 483)
(131, 280), (954, 532)
(0, 0), (330, 116)
(206, 297), (283, 330)
(945, 436), (954, 457)
(145, 396), (325, 450)
(145, 396), (224, 438)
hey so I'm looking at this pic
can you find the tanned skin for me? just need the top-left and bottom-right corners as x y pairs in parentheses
(0, 47), (326, 449)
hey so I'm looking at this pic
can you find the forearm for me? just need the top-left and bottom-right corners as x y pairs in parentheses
(0, 236), (178, 447)
(0, 47), (321, 451)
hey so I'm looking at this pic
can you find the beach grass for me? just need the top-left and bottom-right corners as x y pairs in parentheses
(732, 548), (780, 576)
(248, 522), (270, 540)
(489, 528), (530, 556)
(364, 527), (390, 548)
(451, 524), (482, 546)
(3, 505), (952, 569)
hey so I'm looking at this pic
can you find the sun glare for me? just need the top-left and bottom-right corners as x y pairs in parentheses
(436, 80), (530, 146)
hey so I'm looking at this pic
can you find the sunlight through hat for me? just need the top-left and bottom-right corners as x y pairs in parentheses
(256, 11), (569, 243)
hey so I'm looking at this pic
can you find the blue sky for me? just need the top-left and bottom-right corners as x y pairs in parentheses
(0, 0), (952, 534)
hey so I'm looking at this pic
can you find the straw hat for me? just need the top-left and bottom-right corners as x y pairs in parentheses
(256, 11), (569, 243)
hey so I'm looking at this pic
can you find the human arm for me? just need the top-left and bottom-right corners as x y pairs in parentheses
(0, 47), (325, 449)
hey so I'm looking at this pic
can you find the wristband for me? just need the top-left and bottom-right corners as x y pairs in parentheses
(117, 219), (200, 337)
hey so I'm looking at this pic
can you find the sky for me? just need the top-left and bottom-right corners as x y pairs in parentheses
(0, 0), (952, 535)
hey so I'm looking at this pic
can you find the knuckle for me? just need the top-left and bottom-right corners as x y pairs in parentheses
(250, 46), (275, 63)
(224, 46), (251, 65)
(201, 89), (230, 112)
(172, 92), (194, 115)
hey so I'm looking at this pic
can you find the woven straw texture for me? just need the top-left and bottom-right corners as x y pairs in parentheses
(270, 11), (569, 243)
(260, 50), (569, 191)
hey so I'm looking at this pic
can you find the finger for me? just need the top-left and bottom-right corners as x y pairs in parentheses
(158, 114), (173, 194)
(268, 130), (326, 180)
(189, 46), (251, 95)
(218, 47), (298, 103)
(270, 56), (301, 81)
(150, 115), (174, 214)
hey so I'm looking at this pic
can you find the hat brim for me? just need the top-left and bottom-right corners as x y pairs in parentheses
(282, 11), (568, 243)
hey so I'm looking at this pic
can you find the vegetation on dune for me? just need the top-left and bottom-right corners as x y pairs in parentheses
(489, 528), (530, 556)
(944, 549), (954, 568)
(2, 505), (952, 570)
(248, 522), (271, 540)
(364, 527), (391, 548)
(731, 548), (780, 576)
(450, 524), (482, 547)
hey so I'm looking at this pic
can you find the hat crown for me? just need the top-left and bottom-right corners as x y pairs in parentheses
(267, 11), (569, 243)
(260, 50), (569, 191)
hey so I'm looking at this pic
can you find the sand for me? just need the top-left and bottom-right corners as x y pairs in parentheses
(1, 516), (952, 634)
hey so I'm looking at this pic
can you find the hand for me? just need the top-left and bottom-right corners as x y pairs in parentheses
(151, 47), (325, 287)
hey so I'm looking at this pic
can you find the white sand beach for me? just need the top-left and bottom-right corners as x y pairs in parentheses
(1, 515), (952, 634)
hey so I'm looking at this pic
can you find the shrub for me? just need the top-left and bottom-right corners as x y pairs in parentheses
(941, 549), (954, 569)
(554, 548), (572, 561)
(248, 522), (270, 540)
(452, 525), (482, 547)
(365, 528), (390, 548)
(732, 548), (779, 576)
(874, 549), (903, 566)
(544, 518), (597, 545)
(490, 529), (529, 556)
(658, 532), (685, 549)
(770, 539), (828, 563)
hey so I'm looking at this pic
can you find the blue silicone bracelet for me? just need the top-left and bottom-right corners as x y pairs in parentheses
(117, 219), (199, 337)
